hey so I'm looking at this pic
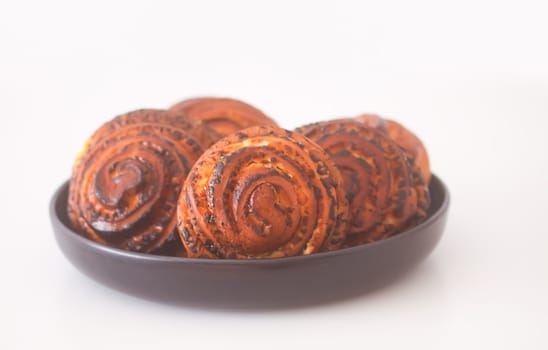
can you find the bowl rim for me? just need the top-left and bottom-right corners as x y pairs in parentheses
(51, 174), (449, 266)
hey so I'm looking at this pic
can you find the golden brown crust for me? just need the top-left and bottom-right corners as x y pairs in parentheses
(384, 119), (431, 184)
(169, 97), (278, 140)
(177, 125), (349, 259)
(296, 120), (416, 244)
(75, 109), (216, 166)
(68, 119), (204, 253)
(356, 114), (431, 184)
(355, 115), (431, 229)
(405, 168), (431, 228)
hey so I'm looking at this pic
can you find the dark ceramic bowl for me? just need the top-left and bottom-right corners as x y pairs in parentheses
(50, 174), (449, 309)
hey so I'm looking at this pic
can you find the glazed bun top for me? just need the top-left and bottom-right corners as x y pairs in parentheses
(68, 109), (205, 253)
(296, 119), (418, 243)
(169, 97), (278, 141)
(177, 125), (349, 259)
(356, 114), (431, 183)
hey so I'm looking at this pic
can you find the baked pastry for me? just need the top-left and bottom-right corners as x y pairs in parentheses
(68, 112), (205, 253)
(355, 114), (431, 228)
(169, 97), (278, 141)
(355, 114), (431, 183)
(76, 110), (217, 166)
(405, 165), (430, 229)
(295, 120), (417, 244)
(177, 125), (349, 259)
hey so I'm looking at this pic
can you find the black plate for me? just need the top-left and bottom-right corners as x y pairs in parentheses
(50, 174), (449, 309)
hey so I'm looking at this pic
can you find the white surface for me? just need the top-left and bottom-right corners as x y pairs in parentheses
(2, 1), (547, 349)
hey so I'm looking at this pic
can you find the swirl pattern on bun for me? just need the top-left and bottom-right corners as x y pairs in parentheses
(355, 114), (431, 228)
(76, 109), (216, 163)
(356, 114), (431, 183)
(68, 112), (204, 253)
(296, 120), (417, 244)
(177, 125), (349, 259)
(169, 97), (278, 141)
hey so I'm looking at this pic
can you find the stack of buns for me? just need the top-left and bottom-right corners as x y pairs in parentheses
(68, 97), (430, 259)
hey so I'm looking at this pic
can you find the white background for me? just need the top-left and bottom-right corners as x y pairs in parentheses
(2, 1), (547, 349)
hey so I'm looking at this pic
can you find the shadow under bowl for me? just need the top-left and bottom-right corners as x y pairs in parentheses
(50, 174), (450, 309)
